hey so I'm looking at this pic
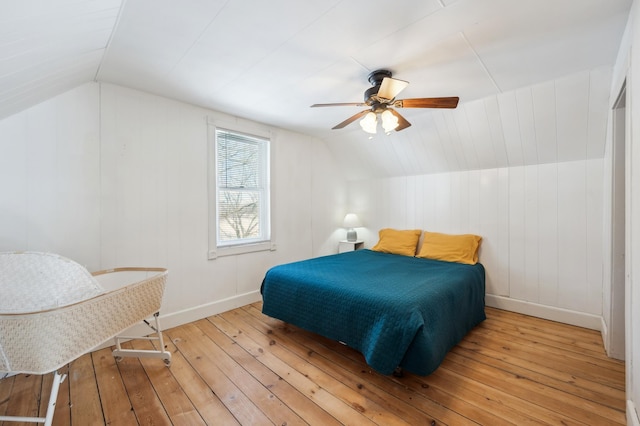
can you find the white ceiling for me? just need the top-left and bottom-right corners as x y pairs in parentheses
(0, 0), (633, 179)
(0, 0), (121, 119)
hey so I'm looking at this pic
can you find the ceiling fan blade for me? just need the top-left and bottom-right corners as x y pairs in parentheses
(332, 109), (371, 129)
(378, 77), (409, 101)
(311, 102), (367, 107)
(389, 109), (411, 131)
(394, 97), (459, 109)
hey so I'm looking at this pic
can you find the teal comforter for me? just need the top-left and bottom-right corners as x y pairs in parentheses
(261, 249), (485, 376)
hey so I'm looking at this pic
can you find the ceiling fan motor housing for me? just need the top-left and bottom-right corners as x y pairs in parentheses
(367, 69), (392, 85)
(364, 69), (393, 104)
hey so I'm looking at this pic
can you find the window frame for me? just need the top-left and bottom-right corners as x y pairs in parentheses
(207, 118), (275, 259)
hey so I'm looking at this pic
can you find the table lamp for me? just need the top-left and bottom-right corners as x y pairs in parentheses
(343, 213), (362, 242)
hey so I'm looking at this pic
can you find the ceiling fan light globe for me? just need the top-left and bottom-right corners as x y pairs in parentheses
(381, 109), (399, 132)
(360, 112), (377, 134)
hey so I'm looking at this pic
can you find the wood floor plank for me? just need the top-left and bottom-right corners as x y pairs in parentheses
(462, 327), (624, 390)
(473, 321), (625, 374)
(68, 354), (104, 425)
(242, 304), (492, 426)
(130, 339), (207, 426)
(417, 365), (541, 425)
(439, 354), (624, 425)
(210, 311), (381, 426)
(215, 310), (408, 426)
(92, 347), (138, 425)
(116, 342), (172, 426)
(251, 306), (548, 426)
(0, 304), (626, 426)
(0, 374), (15, 418)
(481, 311), (616, 360)
(486, 307), (605, 348)
(2, 373), (40, 422)
(194, 316), (343, 426)
(155, 332), (241, 426)
(450, 345), (626, 412)
(455, 336), (626, 410)
(167, 323), (275, 426)
(249, 303), (625, 425)
(189, 319), (309, 426)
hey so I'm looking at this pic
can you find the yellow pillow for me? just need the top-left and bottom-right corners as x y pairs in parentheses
(371, 228), (422, 256)
(416, 231), (482, 265)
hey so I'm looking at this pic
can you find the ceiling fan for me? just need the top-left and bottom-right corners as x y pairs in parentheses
(311, 69), (459, 134)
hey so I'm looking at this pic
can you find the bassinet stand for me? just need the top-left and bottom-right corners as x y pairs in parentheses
(112, 311), (172, 365)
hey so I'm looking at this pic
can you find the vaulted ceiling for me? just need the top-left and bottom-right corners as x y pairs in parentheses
(1, 0), (632, 179)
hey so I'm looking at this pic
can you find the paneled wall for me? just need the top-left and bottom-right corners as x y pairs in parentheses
(98, 83), (347, 320)
(350, 158), (604, 325)
(0, 83), (101, 268)
(0, 82), (347, 328)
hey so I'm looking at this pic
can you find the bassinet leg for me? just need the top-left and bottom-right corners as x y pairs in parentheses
(0, 370), (66, 425)
(44, 371), (66, 426)
(112, 313), (172, 366)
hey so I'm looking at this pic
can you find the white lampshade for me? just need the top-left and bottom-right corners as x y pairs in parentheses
(343, 213), (362, 242)
(380, 109), (399, 133)
(343, 213), (362, 228)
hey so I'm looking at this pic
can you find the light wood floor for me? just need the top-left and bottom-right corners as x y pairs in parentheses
(0, 303), (626, 425)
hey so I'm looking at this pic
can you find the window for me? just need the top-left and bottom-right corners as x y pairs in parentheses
(208, 123), (273, 258)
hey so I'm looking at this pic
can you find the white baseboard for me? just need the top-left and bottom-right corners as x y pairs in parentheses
(600, 316), (610, 353)
(485, 294), (602, 331)
(629, 400), (640, 426)
(160, 290), (262, 329)
(92, 290), (262, 351)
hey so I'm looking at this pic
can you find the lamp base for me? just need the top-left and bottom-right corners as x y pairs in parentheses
(346, 229), (357, 242)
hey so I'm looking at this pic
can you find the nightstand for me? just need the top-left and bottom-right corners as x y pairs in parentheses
(338, 240), (364, 253)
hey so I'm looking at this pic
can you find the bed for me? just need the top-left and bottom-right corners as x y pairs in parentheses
(0, 251), (171, 425)
(261, 249), (485, 376)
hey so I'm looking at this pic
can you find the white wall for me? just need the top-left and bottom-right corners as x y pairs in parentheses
(349, 158), (604, 329)
(618, 1), (640, 423)
(98, 83), (347, 321)
(0, 83), (101, 269)
(0, 82), (347, 329)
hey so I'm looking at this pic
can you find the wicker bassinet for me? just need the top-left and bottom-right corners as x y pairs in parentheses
(0, 251), (171, 425)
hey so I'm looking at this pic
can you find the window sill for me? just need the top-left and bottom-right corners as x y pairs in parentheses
(208, 241), (276, 259)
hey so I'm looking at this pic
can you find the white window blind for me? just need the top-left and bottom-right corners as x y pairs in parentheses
(212, 127), (271, 253)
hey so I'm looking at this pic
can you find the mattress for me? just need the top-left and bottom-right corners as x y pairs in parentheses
(261, 249), (486, 375)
